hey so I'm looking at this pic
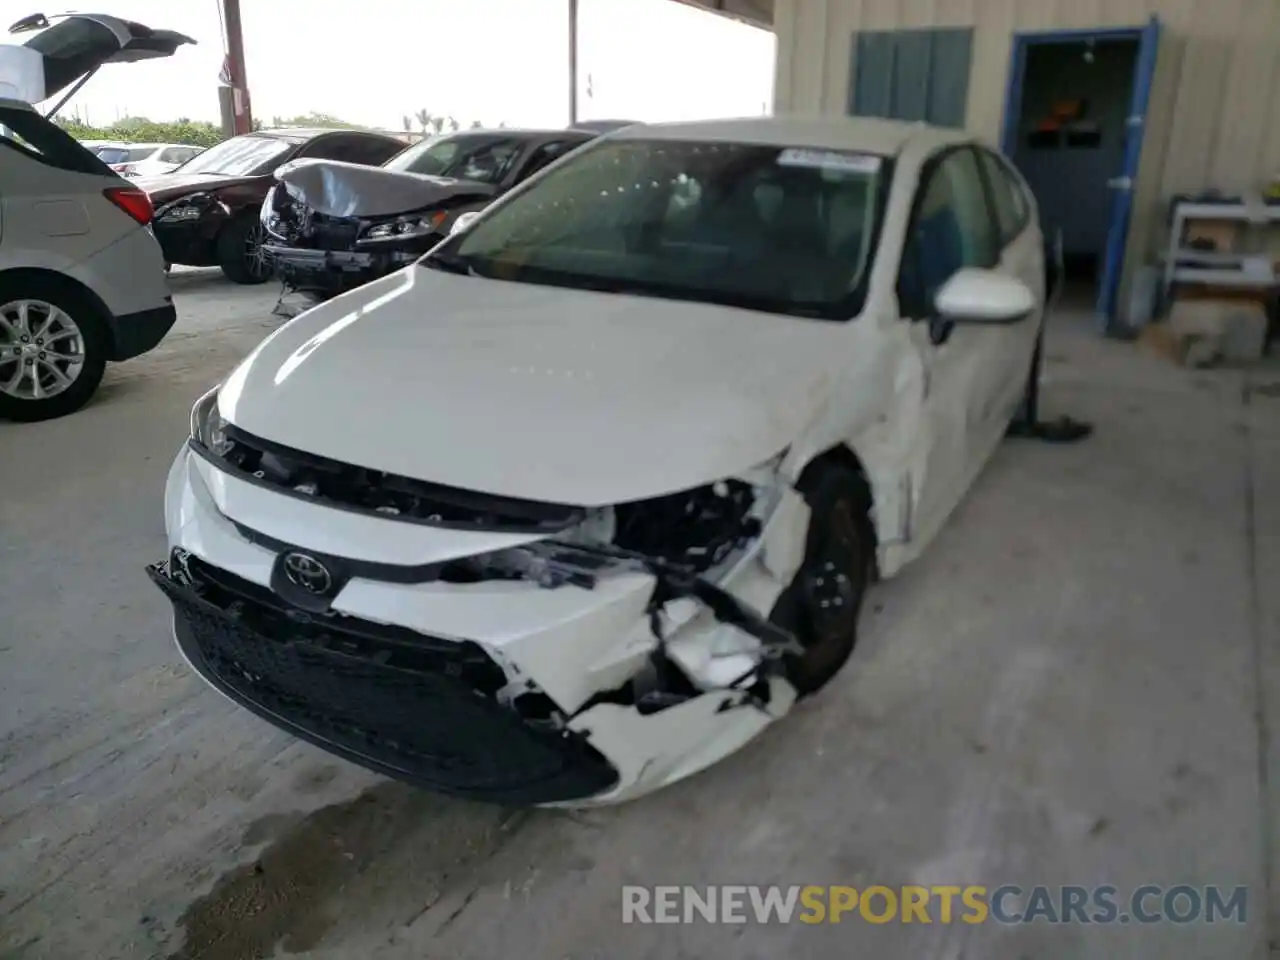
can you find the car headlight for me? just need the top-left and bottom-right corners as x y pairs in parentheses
(189, 386), (232, 456)
(157, 192), (225, 223)
(357, 210), (449, 244)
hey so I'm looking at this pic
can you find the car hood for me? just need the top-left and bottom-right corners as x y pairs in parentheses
(217, 268), (841, 506)
(137, 172), (263, 202)
(274, 158), (497, 218)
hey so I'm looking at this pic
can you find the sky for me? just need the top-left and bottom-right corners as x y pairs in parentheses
(53, 0), (775, 131)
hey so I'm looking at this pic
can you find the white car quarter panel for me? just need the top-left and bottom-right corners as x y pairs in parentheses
(0, 146), (170, 317)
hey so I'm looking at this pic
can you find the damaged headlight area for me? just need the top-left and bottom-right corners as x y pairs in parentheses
(156, 192), (224, 222)
(357, 210), (450, 244)
(189, 386), (232, 457)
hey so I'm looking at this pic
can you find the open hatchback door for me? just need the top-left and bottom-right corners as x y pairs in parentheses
(2, 12), (195, 115)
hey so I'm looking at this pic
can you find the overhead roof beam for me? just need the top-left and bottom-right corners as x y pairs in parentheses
(670, 0), (773, 29)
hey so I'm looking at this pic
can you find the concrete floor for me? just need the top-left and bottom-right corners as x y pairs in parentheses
(0, 276), (1277, 959)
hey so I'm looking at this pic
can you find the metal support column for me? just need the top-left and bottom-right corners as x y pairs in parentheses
(221, 0), (253, 134)
(568, 0), (579, 125)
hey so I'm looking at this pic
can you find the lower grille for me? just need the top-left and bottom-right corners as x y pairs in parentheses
(148, 557), (618, 804)
(306, 217), (360, 250)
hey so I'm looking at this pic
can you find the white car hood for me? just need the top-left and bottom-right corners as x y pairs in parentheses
(218, 268), (841, 506)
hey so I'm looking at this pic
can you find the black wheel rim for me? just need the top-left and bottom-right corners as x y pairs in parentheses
(244, 221), (270, 281)
(795, 499), (866, 677)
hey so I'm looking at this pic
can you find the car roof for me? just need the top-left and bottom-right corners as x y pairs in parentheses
(610, 115), (970, 156)
(438, 127), (594, 140)
(256, 127), (404, 143)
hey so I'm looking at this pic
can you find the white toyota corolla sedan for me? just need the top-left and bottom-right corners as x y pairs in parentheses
(151, 117), (1047, 806)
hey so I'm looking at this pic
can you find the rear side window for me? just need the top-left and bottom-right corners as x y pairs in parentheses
(897, 147), (999, 318)
(518, 138), (589, 182)
(127, 146), (161, 161)
(0, 106), (112, 176)
(303, 134), (405, 166)
(977, 149), (1030, 247)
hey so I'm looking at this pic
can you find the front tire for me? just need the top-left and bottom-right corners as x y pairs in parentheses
(217, 214), (271, 285)
(0, 278), (109, 422)
(773, 465), (875, 698)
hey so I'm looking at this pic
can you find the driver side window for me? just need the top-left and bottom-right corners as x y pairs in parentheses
(897, 147), (997, 319)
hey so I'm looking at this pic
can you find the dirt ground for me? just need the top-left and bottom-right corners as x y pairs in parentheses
(1, 273), (1277, 959)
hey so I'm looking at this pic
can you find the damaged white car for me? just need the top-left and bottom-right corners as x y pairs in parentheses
(150, 117), (1056, 806)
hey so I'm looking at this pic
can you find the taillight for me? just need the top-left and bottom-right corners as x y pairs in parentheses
(103, 186), (154, 226)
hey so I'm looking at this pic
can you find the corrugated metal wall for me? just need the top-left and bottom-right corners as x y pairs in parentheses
(773, 0), (1280, 309)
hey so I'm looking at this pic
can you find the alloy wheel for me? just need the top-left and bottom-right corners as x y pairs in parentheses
(0, 299), (86, 401)
(244, 220), (270, 281)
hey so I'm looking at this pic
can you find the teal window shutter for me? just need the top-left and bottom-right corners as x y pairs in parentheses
(848, 28), (974, 129)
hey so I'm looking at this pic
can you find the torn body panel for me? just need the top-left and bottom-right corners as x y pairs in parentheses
(159, 441), (813, 803)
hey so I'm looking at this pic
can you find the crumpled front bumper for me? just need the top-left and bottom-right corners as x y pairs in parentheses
(262, 239), (434, 294)
(156, 446), (811, 805)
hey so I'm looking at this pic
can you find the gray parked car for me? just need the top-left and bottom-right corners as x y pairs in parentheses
(260, 126), (610, 297)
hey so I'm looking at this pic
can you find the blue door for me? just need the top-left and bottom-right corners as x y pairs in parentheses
(1096, 15), (1161, 327)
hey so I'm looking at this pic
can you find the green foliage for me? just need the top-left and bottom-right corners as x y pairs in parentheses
(271, 112), (371, 130)
(55, 115), (225, 147)
(54, 109), (498, 147)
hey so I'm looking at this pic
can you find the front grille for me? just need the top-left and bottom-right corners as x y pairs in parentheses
(149, 557), (618, 804)
(306, 214), (360, 250)
(199, 428), (585, 534)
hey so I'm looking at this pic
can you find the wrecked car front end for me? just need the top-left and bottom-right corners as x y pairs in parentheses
(150, 406), (811, 805)
(261, 159), (495, 296)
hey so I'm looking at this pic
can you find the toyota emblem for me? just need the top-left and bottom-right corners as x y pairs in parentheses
(281, 552), (333, 595)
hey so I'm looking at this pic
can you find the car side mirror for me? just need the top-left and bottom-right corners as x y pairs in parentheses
(449, 211), (481, 236)
(934, 268), (1036, 325)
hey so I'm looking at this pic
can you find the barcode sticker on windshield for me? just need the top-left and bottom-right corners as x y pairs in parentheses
(776, 148), (882, 173)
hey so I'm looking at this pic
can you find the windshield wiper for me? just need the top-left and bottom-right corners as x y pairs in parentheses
(420, 250), (473, 275)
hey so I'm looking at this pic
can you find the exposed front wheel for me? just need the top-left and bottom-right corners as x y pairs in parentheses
(773, 466), (875, 698)
(217, 215), (271, 285)
(0, 280), (108, 422)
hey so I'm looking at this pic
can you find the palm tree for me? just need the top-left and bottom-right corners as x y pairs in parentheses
(402, 114), (412, 133)
(430, 116), (445, 135)
(414, 108), (431, 134)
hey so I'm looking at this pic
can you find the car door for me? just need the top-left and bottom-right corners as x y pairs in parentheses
(895, 145), (1009, 546)
(975, 147), (1045, 423)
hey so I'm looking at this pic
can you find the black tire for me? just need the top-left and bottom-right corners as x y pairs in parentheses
(216, 214), (270, 285)
(771, 465), (875, 698)
(0, 276), (109, 423)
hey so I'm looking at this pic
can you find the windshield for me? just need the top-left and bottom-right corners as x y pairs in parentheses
(432, 138), (890, 320)
(384, 133), (525, 183)
(173, 134), (293, 177)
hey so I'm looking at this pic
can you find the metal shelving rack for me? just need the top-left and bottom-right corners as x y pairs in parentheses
(1160, 194), (1280, 301)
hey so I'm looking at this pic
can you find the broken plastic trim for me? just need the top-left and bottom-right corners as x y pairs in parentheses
(537, 540), (804, 659)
